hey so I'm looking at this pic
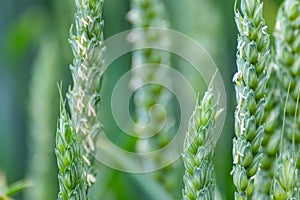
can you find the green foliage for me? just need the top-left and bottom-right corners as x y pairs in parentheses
(182, 87), (220, 200)
(25, 36), (61, 200)
(3, 7), (47, 66)
(0, 173), (32, 200)
(232, 0), (271, 199)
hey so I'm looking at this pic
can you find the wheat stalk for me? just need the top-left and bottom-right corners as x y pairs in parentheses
(127, 0), (173, 152)
(127, 0), (178, 192)
(182, 87), (220, 200)
(232, 0), (271, 199)
(67, 0), (105, 189)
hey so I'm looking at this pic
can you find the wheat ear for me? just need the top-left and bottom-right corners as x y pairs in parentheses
(67, 0), (105, 188)
(274, 0), (300, 169)
(232, 0), (271, 199)
(270, 84), (300, 200)
(56, 88), (88, 199)
(182, 86), (221, 200)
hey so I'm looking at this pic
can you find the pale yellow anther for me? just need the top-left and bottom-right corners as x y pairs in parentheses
(239, 42), (246, 58)
(78, 67), (88, 81)
(230, 168), (235, 175)
(237, 151), (244, 157)
(262, 26), (268, 35)
(80, 126), (88, 135)
(87, 134), (95, 151)
(80, 118), (89, 128)
(88, 102), (96, 117)
(87, 173), (96, 186)
(75, 124), (80, 134)
(76, 99), (85, 113)
(241, 93), (247, 99)
(79, 86), (85, 97)
(87, 15), (93, 23)
(75, 39), (84, 51)
(81, 17), (89, 27)
(240, 119), (246, 135)
(234, 154), (239, 164)
(82, 48), (87, 57)
(83, 143), (91, 153)
(81, 34), (87, 44)
(241, 20), (250, 27)
(81, 63), (88, 70)
(82, 155), (91, 166)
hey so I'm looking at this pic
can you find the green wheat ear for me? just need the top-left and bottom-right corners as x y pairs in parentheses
(270, 85), (300, 200)
(232, 0), (271, 199)
(55, 87), (88, 200)
(182, 86), (221, 200)
(67, 0), (105, 189)
(255, 0), (300, 198)
(274, 0), (300, 169)
(271, 153), (300, 200)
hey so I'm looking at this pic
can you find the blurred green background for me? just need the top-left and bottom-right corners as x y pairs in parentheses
(0, 0), (282, 199)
